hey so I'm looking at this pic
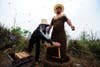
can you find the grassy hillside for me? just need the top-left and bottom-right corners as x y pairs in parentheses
(68, 40), (100, 67)
(0, 24), (100, 67)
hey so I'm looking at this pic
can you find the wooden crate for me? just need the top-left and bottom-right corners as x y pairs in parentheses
(46, 46), (61, 59)
(7, 51), (34, 67)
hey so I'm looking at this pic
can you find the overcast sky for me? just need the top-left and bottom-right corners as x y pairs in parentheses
(0, 0), (100, 39)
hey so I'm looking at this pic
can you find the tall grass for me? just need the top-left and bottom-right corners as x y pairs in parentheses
(68, 30), (100, 66)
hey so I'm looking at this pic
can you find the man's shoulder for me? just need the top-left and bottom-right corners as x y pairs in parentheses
(52, 14), (67, 20)
(62, 14), (67, 17)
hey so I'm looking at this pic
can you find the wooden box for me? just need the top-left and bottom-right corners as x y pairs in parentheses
(46, 45), (61, 60)
(7, 51), (34, 67)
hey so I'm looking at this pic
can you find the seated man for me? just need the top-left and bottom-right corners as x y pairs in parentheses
(26, 19), (60, 65)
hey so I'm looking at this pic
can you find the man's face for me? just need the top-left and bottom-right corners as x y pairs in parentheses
(56, 7), (62, 14)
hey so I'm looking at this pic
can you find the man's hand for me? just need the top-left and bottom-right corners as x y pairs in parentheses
(52, 42), (61, 47)
(71, 26), (75, 31)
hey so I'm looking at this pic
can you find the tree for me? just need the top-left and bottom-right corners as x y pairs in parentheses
(88, 30), (97, 41)
(10, 26), (29, 37)
(79, 30), (89, 45)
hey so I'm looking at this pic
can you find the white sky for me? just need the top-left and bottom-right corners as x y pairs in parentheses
(0, 0), (100, 39)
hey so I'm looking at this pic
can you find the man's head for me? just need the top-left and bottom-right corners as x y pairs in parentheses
(41, 19), (49, 25)
(54, 4), (64, 14)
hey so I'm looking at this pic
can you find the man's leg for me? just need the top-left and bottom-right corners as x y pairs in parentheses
(35, 39), (41, 62)
(27, 35), (36, 53)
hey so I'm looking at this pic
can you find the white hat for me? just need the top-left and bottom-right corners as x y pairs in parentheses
(41, 19), (49, 25)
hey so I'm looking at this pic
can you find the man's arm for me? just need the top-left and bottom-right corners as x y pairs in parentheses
(47, 25), (52, 34)
(37, 29), (53, 44)
(66, 19), (75, 30)
(38, 30), (60, 46)
(47, 18), (54, 33)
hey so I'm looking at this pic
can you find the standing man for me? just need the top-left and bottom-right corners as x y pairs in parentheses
(48, 4), (75, 62)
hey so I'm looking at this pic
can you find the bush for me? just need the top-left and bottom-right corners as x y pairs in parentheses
(0, 24), (28, 52)
(87, 40), (100, 60)
(11, 26), (29, 37)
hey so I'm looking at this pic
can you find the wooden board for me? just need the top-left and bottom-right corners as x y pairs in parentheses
(7, 51), (35, 67)
(15, 51), (30, 59)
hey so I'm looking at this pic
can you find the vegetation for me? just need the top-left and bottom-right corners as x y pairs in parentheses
(0, 24), (28, 64)
(11, 26), (29, 37)
(0, 23), (100, 67)
(68, 30), (100, 67)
